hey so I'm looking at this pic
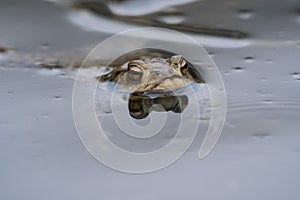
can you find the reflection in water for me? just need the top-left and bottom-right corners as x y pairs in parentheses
(71, 2), (248, 39)
(128, 92), (188, 119)
(108, 0), (198, 16)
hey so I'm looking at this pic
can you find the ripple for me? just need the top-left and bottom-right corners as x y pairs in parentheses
(252, 132), (272, 140)
(260, 78), (267, 82)
(52, 95), (61, 100)
(232, 67), (243, 72)
(41, 43), (50, 50)
(226, 99), (300, 113)
(291, 72), (300, 80)
(266, 59), (272, 64)
(34, 68), (62, 76)
(243, 56), (254, 63)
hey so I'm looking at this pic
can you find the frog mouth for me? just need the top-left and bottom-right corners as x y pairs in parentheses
(140, 75), (186, 92)
(159, 75), (187, 90)
(161, 75), (184, 82)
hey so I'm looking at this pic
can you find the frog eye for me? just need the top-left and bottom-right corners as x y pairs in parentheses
(180, 59), (188, 75)
(127, 63), (143, 83)
(170, 55), (181, 67)
(170, 55), (188, 74)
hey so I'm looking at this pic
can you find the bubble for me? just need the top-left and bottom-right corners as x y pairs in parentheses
(237, 9), (253, 20)
(243, 56), (254, 63)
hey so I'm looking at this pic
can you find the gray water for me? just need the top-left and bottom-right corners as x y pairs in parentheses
(0, 0), (300, 199)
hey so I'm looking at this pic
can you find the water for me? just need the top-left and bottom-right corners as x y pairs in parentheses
(237, 9), (254, 20)
(0, 0), (300, 199)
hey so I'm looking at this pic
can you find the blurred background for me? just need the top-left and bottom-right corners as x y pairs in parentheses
(0, 0), (300, 199)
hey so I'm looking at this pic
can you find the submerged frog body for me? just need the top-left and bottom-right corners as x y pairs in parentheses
(99, 54), (202, 93)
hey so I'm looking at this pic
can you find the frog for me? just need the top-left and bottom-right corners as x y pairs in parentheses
(98, 54), (203, 94)
(95, 54), (205, 119)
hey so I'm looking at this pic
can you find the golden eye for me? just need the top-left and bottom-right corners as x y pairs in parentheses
(127, 64), (143, 83)
(170, 55), (188, 74)
(180, 59), (188, 75)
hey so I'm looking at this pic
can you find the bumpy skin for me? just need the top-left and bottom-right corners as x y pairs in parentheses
(99, 55), (199, 93)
